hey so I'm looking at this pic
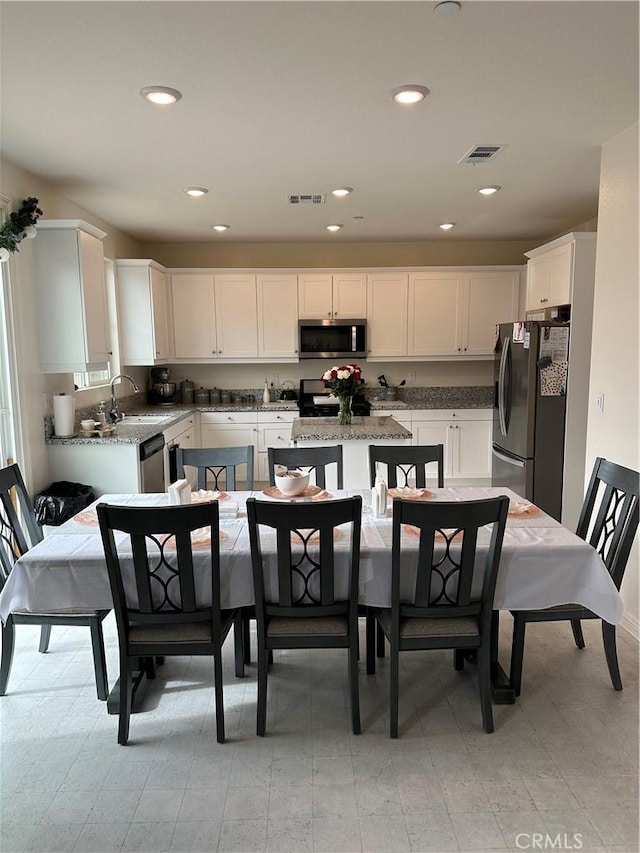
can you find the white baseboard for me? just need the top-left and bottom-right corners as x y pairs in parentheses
(620, 611), (639, 642)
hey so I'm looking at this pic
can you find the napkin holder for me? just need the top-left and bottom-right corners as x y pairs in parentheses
(168, 479), (191, 505)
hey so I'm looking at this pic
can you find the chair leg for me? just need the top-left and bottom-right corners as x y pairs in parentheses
(89, 618), (109, 701)
(38, 624), (52, 653)
(118, 654), (132, 745)
(389, 642), (399, 739)
(233, 613), (245, 678)
(478, 643), (494, 734)
(602, 621), (623, 691)
(349, 635), (361, 735)
(257, 643), (269, 737)
(510, 614), (527, 697)
(570, 619), (585, 649)
(213, 648), (226, 743)
(243, 612), (251, 664)
(453, 649), (465, 670)
(376, 623), (385, 658)
(366, 611), (376, 675)
(0, 617), (16, 696)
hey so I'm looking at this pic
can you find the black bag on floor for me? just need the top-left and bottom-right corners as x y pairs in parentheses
(34, 481), (96, 526)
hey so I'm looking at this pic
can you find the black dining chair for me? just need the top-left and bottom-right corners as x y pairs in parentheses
(366, 495), (509, 737)
(0, 463), (110, 700)
(368, 444), (445, 488)
(176, 445), (254, 490)
(509, 457), (640, 696)
(246, 495), (363, 736)
(97, 500), (239, 744)
(267, 445), (344, 489)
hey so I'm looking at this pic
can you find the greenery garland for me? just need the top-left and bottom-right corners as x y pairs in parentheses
(0, 197), (44, 261)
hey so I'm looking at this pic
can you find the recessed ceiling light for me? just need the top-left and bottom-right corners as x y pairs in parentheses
(434, 1), (462, 17)
(331, 187), (353, 197)
(211, 224), (230, 232)
(439, 222), (456, 230)
(326, 224), (343, 232)
(478, 185), (501, 196)
(184, 187), (208, 197)
(392, 85), (429, 105)
(140, 86), (183, 105)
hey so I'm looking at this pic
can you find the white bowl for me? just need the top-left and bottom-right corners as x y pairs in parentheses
(275, 470), (310, 496)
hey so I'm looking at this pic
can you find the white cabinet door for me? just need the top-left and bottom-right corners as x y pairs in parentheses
(150, 266), (170, 360)
(257, 274), (299, 358)
(214, 274), (258, 358)
(412, 420), (454, 478)
(34, 221), (109, 372)
(526, 256), (548, 311)
(171, 274), (216, 358)
(451, 419), (492, 478)
(298, 274), (333, 318)
(463, 271), (519, 355)
(547, 243), (573, 307)
(333, 274), (367, 318)
(367, 273), (408, 357)
(116, 260), (171, 365)
(407, 272), (463, 357)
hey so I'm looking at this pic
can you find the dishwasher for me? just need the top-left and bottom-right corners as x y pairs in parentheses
(139, 433), (166, 493)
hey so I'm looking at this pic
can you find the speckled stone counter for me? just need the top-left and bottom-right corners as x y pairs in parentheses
(292, 416), (412, 443)
(367, 386), (492, 409)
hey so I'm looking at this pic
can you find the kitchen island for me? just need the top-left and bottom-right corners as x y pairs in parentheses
(292, 415), (412, 488)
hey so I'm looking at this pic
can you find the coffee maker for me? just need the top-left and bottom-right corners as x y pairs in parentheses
(148, 367), (178, 406)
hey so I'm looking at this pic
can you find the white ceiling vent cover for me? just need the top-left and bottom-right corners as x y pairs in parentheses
(287, 194), (325, 204)
(458, 145), (507, 164)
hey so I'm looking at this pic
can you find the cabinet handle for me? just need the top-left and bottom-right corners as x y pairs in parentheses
(457, 347), (461, 352)
(327, 311), (331, 317)
(228, 416), (233, 420)
(277, 415), (282, 420)
(463, 347), (467, 351)
(452, 413), (456, 417)
(218, 350), (222, 354)
(155, 351), (160, 355)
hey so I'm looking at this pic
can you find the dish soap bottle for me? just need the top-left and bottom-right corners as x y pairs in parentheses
(263, 379), (270, 404)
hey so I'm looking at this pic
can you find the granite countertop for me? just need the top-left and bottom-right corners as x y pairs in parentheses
(292, 416), (412, 442)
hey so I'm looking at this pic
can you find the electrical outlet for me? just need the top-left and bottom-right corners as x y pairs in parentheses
(596, 392), (605, 413)
(43, 393), (53, 413)
(408, 370), (416, 383)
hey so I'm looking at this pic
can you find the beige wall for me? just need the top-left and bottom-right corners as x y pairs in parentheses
(140, 240), (534, 269)
(586, 123), (639, 638)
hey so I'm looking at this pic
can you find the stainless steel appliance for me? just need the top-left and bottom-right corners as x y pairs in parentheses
(492, 321), (570, 521)
(298, 319), (366, 359)
(298, 379), (371, 417)
(139, 433), (166, 492)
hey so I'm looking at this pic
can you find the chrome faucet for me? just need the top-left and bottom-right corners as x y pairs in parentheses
(109, 373), (139, 422)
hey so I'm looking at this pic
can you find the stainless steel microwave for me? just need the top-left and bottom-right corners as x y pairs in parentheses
(298, 319), (367, 359)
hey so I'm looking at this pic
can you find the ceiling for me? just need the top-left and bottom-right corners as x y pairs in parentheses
(1, 1), (638, 245)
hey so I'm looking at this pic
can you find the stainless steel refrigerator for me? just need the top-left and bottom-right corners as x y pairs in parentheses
(492, 321), (570, 521)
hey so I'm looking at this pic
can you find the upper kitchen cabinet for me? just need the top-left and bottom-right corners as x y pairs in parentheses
(171, 273), (216, 358)
(33, 220), (110, 372)
(298, 273), (367, 319)
(116, 260), (171, 365)
(257, 274), (299, 359)
(366, 273), (408, 357)
(408, 271), (519, 357)
(171, 272), (258, 360)
(525, 232), (596, 312)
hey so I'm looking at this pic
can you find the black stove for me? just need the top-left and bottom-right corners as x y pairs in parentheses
(298, 379), (371, 418)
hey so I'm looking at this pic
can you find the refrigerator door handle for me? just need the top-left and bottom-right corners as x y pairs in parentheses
(498, 335), (510, 437)
(492, 446), (525, 468)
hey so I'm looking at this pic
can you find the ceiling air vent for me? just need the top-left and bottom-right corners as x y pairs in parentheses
(287, 194), (325, 204)
(458, 145), (506, 164)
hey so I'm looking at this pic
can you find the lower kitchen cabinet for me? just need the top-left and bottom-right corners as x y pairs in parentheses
(256, 410), (297, 481)
(411, 409), (492, 483)
(48, 443), (143, 496)
(199, 412), (259, 487)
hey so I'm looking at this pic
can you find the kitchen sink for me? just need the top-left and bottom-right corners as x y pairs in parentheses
(119, 414), (171, 424)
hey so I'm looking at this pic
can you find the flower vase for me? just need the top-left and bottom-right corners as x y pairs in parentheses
(338, 395), (353, 425)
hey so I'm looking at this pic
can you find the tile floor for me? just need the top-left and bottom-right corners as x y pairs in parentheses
(0, 616), (637, 853)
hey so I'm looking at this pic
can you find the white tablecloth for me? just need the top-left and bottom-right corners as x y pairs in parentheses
(0, 488), (624, 624)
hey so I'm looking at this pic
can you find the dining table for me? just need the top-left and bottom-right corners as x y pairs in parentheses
(0, 486), (624, 710)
